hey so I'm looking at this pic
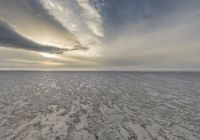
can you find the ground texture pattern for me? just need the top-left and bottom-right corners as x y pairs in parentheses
(0, 72), (199, 140)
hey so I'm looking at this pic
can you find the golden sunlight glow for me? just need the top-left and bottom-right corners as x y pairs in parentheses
(39, 52), (76, 62)
(66, 46), (101, 57)
(40, 53), (59, 59)
(40, 61), (63, 66)
(37, 39), (74, 49)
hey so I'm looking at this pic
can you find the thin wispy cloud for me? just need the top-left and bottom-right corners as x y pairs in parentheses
(40, 0), (103, 48)
(76, 0), (104, 37)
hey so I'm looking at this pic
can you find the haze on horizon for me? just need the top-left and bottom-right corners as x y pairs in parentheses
(0, 0), (200, 71)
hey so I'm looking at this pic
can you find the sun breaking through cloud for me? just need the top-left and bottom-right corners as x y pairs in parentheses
(0, 0), (200, 70)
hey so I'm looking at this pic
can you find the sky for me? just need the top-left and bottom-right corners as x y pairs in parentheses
(0, 0), (200, 70)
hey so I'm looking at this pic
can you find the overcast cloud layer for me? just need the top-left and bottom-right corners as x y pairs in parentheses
(0, 0), (200, 70)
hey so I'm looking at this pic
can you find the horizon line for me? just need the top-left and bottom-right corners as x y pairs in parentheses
(0, 70), (200, 72)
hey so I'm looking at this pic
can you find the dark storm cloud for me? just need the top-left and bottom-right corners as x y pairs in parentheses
(0, 20), (68, 54)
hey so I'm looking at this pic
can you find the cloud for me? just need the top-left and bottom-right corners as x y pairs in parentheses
(1, 0), (200, 70)
(75, 0), (104, 37)
(39, 0), (103, 48)
(0, 0), (86, 51)
(99, 0), (200, 70)
(0, 19), (75, 54)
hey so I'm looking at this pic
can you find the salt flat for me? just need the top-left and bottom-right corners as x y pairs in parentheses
(0, 72), (199, 140)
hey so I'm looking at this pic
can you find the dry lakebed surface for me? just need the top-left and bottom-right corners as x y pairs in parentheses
(0, 71), (199, 140)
